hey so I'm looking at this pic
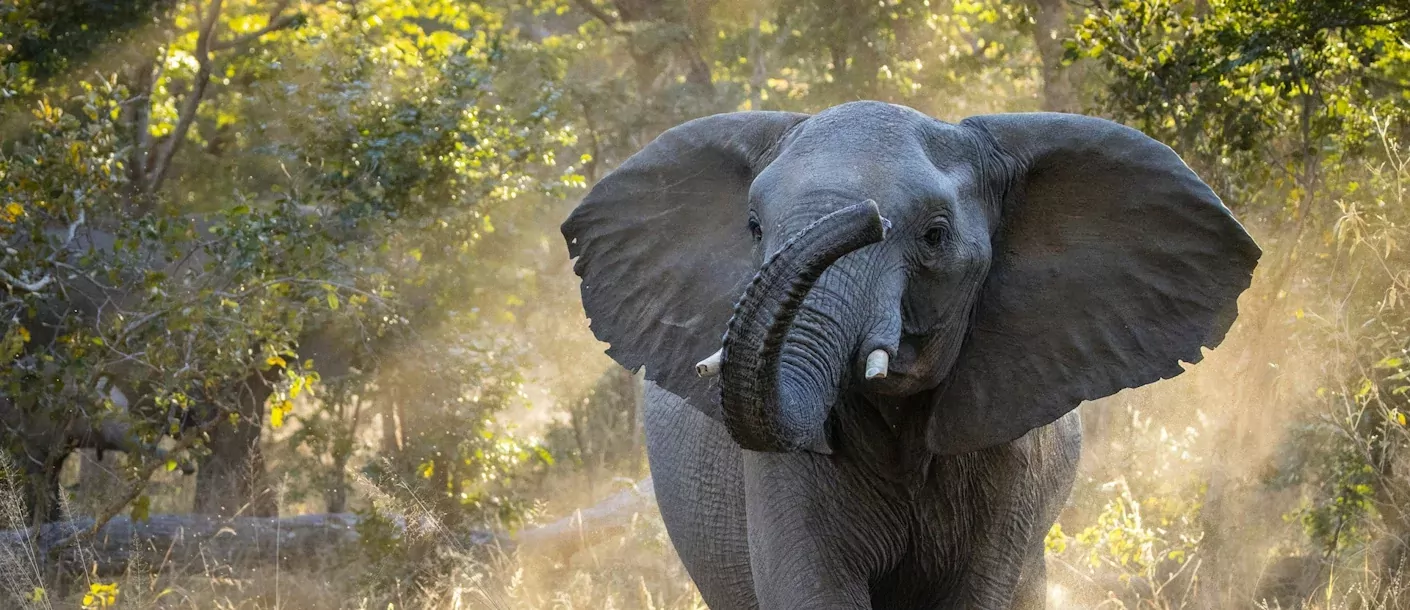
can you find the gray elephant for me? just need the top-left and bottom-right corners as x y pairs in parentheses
(562, 102), (1259, 609)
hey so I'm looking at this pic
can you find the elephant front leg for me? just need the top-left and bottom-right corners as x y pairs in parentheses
(1011, 541), (1049, 610)
(742, 451), (903, 610)
(960, 416), (1081, 609)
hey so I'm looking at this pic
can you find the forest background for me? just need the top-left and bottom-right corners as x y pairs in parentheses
(4, 0), (1410, 608)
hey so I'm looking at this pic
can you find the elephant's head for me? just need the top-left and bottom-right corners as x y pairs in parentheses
(563, 102), (1259, 456)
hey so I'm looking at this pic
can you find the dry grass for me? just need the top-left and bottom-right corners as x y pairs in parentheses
(0, 452), (702, 610)
(3, 450), (1410, 609)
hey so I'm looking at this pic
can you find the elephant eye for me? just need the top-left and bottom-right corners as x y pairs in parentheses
(748, 217), (763, 241)
(923, 224), (947, 247)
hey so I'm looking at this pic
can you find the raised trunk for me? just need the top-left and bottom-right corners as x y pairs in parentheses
(719, 202), (887, 453)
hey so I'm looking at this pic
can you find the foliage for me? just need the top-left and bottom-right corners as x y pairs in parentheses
(542, 366), (643, 479)
(14, 0), (1410, 606)
(1048, 403), (1209, 607)
(1060, 0), (1410, 604)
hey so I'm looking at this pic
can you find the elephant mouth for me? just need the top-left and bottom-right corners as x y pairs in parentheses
(701, 201), (889, 453)
(862, 335), (958, 397)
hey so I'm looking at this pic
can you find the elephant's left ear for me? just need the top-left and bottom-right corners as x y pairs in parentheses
(928, 113), (1261, 455)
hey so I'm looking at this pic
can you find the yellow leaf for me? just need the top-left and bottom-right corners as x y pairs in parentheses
(165, 459), (177, 472)
(1, 202), (23, 222)
(82, 582), (119, 609)
(269, 399), (292, 429)
(265, 355), (287, 368)
(1294, 308), (1305, 320)
(26, 587), (45, 602)
(327, 293), (340, 310)
(1397, 412), (1407, 426)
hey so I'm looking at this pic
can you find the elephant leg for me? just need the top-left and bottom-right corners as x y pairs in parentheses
(742, 451), (907, 610)
(643, 383), (758, 610)
(961, 414), (1081, 609)
(1012, 542), (1048, 610)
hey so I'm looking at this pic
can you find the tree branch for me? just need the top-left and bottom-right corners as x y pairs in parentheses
(143, 0), (223, 195)
(1334, 11), (1410, 28)
(572, 0), (619, 27)
(209, 0), (299, 52)
(124, 59), (157, 192)
(0, 269), (53, 293)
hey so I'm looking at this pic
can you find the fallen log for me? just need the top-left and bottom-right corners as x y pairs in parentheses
(515, 476), (656, 556)
(0, 477), (656, 576)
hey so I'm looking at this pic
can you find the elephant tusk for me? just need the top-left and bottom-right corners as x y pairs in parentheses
(696, 349), (723, 378)
(865, 349), (889, 380)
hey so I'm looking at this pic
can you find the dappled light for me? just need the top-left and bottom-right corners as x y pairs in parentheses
(4, 0), (1410, 608)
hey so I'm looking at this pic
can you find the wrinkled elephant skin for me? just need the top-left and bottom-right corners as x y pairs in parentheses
(563, 102), (1260, 609)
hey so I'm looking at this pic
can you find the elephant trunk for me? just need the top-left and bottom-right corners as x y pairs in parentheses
(718, 201), (887, 453)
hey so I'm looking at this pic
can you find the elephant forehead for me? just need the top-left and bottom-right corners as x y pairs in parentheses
(787, 113), (932, 160)
(757, 142), (939, 204)
(754, 154), (974, 218)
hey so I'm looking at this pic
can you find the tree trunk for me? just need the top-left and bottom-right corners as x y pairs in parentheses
(380, 394), (402, 458)
(22, 461), (64, 528)
(195, 373), (277, 518)
(324, 396), (363, 514)
(515, 477), (655, 556)
(326, 450), (349, 514)
(76, 449), (124, 516)
(1028, 0), (1077, 113)
(748, 10), (765, 110)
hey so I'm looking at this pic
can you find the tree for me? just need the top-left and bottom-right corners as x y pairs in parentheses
(1064, 0), (1410, 602)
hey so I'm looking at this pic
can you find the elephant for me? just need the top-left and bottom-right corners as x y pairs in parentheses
(561, 101), (1260, 609)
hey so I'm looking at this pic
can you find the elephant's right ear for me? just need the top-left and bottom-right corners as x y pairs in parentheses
(562, 111), (809, 419)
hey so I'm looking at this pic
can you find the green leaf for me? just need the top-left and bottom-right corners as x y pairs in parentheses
(535, 446), (555, 466)
(131, 495), (151, 522)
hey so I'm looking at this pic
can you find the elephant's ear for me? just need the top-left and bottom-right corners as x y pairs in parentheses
(562, 111), (809, 419)
(927, 113), (1261, 455)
